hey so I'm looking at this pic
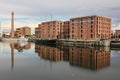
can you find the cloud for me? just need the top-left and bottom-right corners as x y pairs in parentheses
(112, 24), (120, 31)
(1, 0), (120, 17)
(0, 0), (120, 33)
(1, 18), (39, 34)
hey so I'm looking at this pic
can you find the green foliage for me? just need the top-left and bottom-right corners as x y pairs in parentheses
(2, 33), (6, 38)
(25, 34), (36, 38)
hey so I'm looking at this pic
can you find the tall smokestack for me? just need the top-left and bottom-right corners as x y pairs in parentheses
(10, 11), (14, 38)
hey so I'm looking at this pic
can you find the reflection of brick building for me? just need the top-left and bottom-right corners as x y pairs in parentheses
(35, 44), (110, 70)
(70, 15), (111, 40)
(69, 48), (110, 70)
(24, 44), (31, 49)
(14, 43), (31, 52)
(15, 27), (31, 38)
(35, 44), (62, 61)
(61, 47), (69, 61)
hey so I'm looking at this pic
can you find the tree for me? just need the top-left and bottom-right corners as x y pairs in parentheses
(2, 33), (6, 38)
(25, 34), (36, 38)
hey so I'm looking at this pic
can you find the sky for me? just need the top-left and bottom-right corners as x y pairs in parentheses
(0, 0), (120, 33)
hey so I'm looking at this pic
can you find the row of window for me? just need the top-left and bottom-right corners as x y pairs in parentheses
(71, 34), (93, 38)
(71, 25), (94, 28)
(71, 21), (110, 25)
(71, 17), (110, 22)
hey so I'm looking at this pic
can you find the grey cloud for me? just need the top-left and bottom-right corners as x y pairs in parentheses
(109, 7), (120, 11)
(0, 0), (120, 25)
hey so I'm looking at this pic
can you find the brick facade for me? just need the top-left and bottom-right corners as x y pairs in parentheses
(70, 15), (111, 40)
(35, 21), (63, 39)
(15, 26), (31, 38)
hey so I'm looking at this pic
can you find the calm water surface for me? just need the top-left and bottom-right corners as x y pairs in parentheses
(0, 42), (120, 80)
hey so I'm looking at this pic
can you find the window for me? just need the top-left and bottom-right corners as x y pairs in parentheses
(53, 28), (55, 30)
(91, 25), (93, 28)
(72, 27), (74, 29)
(81, 22), (83, 25)
(91, 30), (93, 32)
(91, 34), (93, 38)
(81, 35), (83, 38)
(81, 26), (83, 28)
(91, 17), (93, 20)
(91, 21), (93, 24)
(72, 30), (74, 33)
(81, 30), (83, 32)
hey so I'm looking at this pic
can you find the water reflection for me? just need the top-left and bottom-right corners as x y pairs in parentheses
(35, 44), (111, 71)
(10, 43), (14, 69)
(13, 42), (31, 52)
(10, 42), (31, 69)
(69, 47), (110, 70)
(9, 42), (110, 71)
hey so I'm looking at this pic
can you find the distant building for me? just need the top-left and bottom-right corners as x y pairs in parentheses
(15, 26), (31, 38)
(115, 30), (120, 38)
(22, 27), (31, 36)
(15, 28), (23, 38)
(35, 21), (63, 39)
(69, 48), (110, 70)
(70, 15), (111, 40)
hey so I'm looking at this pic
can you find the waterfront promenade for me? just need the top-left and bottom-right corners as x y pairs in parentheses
(1, 37), (120, 48)
(1, 38), (18, 43)
(29, 38), (112, 47)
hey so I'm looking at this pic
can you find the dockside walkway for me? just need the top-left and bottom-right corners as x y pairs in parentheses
(28, 38), (111, 47)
